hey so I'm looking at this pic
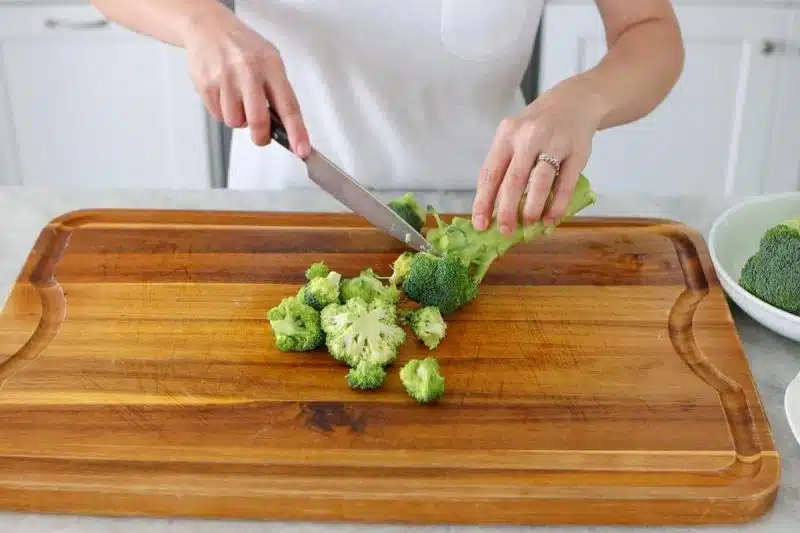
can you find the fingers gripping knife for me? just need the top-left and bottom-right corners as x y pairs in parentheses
(267, 109), (436, 254)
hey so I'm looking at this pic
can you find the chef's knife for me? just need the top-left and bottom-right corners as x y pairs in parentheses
(268, 109), (436, 254)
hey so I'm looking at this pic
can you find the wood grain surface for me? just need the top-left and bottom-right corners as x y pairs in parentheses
(0, 209), (780, 525)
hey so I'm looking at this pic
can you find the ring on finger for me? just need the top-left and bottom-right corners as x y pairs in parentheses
(536, 153), (561, 176)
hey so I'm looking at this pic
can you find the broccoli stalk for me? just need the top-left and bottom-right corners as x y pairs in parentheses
(389, 251), (414, 287)
(409, 306), (447, 349)
(739, 217), (800, 315)
(346, 360), (387, 390)
(401, 173), (596, 314)
(400, 357), (445, 403)
(320, 297), (406, 368)
(389, 192), (427, 233)
(267, 297), (325, 352)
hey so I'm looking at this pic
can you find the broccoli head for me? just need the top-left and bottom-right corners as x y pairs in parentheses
(389, 251), (414, 287)
(400, 357), (445, 403)
(320, 297), (406, 367)
(389, 192), (427, 233)
(305, 261), (330, 281)
(401, 173), (595, 314)
(301, 270), (342, 310)
(739, 218), (800, 316)
(340, 268), (401, 304)
(267, 297), (324, 352)
(346, 360), (387, 390)
(409, 306), (447, 349)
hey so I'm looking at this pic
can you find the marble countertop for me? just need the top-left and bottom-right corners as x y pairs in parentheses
(0, 185), (798, 533)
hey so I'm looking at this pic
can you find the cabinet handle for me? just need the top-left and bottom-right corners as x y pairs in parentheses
(43, 18), (109, 30)
(762, 39), (778, 55)
(761, 39), (800, 56)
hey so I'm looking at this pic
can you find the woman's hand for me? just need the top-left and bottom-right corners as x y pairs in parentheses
(183, 10), (310, 157)
(471, 80), (605, 235)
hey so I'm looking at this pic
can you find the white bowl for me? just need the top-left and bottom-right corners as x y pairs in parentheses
(708, 192), (800, 344)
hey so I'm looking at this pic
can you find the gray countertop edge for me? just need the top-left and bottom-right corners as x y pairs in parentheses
(0, 185), (798, 533)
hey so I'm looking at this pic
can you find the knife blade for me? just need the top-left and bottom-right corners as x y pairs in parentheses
(268, 109), (437, 254)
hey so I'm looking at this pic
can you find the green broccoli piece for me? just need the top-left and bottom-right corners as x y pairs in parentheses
(346, 360), (387, 390)
(400, 357), (445, 403)
(739, 218), (800, 315)
(301, 271), (342, 310)
(409, 306), (447, 349)
(267, 297), (324, 352)
(340, 268), (401, 304)
(398, 308), (415, 325)
(402, 174), (595, 314)
(320, 297), (406, 367)
(389, 192), (427, 233)
(389, 251), (414, 287)
(305, 261), (330, 280)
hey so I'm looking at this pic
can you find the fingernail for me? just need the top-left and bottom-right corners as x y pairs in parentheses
(473, 215), (486, 230)
(500, 224), (512, 235)
(297, 140), (311, 159)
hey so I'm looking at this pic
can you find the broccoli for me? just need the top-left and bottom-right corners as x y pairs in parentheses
(400, 357), (445, 403)
(300, 270), (343, 310)
(346, 360), (387, 390)
(402, 173), (595, 314)
(739, 218), (800, 316)
(320, 297), (406, 367)
(389, 192), (427, 233)
(305, 261), (330, 281)
(340, 268), (401, 304)
(389, 251), (414, 287)
(267, 297), (324, 352)
(398, 308), (415, 325)
(409, 306), (447, 349)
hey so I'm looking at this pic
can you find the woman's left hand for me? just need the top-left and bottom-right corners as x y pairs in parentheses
(471, 80), (605, 235)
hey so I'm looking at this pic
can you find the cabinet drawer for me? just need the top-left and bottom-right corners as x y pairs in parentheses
(0, 5), (133, 38)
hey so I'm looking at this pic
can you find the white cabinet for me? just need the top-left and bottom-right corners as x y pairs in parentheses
(0, 4), (217, 188)
(539, 3), (800, 197)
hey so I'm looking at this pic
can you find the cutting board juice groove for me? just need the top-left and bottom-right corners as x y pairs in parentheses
(0, 209), (780, 525)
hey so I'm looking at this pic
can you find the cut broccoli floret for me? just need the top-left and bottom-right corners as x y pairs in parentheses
(389, 251), (414, 287)
(402, 174), (595, 314)
(346, 360), (387, 390)
(320, 297), (406, 367)
(340, 268), (401, 304)
(267, 297), (324, 352)
(409, 306), (447, 349)
(400, 357), (445, 403)
(398, 308), (415, 326)
(389, 192), (427, 233)
(739, 218), (800, 315)
(301, 271), (342, 310)
(305, 261), (330, 281)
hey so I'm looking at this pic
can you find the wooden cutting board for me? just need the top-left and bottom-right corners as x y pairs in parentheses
(0, 208), (780, 526)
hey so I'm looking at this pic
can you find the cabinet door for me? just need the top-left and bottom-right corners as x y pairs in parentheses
(539, 4), (792, 196)
(0, 5), (213, 188)
(764, 9), (800, 193)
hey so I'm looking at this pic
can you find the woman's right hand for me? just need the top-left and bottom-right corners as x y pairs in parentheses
(182, 10), (310, 158)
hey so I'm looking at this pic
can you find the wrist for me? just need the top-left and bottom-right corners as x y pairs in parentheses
(179, 3), (236, 47)
(561, 73), (612, 129)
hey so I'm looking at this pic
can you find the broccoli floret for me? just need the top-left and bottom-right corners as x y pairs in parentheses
(305, 261), (330, 280)
(400, 357), (445, 403)
(301, 271), (342, 310)
(320, 297), (406, 367)
(409, 306), (447, 349)
(340, 268), (401, 304)
(346, 360), (387, 390)
(389, 192), (427, 233)
(267, 297), (324, 352)
(402, 174), (595, 314)
(398, 308), (415, 325)
(739, 218), (800, 315)
(389, 251), (414, 287)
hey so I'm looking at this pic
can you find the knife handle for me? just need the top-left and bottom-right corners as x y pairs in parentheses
(269, 109), (292, 152)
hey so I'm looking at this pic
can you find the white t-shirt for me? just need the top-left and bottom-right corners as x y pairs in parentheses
(228, 0), (544, 191)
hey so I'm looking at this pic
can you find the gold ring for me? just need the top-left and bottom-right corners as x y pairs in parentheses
(537, 153), (561, 175)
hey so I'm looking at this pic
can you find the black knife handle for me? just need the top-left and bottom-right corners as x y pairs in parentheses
(269, 108), (292, 151)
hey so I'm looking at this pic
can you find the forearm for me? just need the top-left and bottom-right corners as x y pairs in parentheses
(89, 0), (237, 47)
(567, 7), (685, 131)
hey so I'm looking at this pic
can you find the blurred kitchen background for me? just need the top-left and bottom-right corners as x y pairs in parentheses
(0, 0), (798, 197)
